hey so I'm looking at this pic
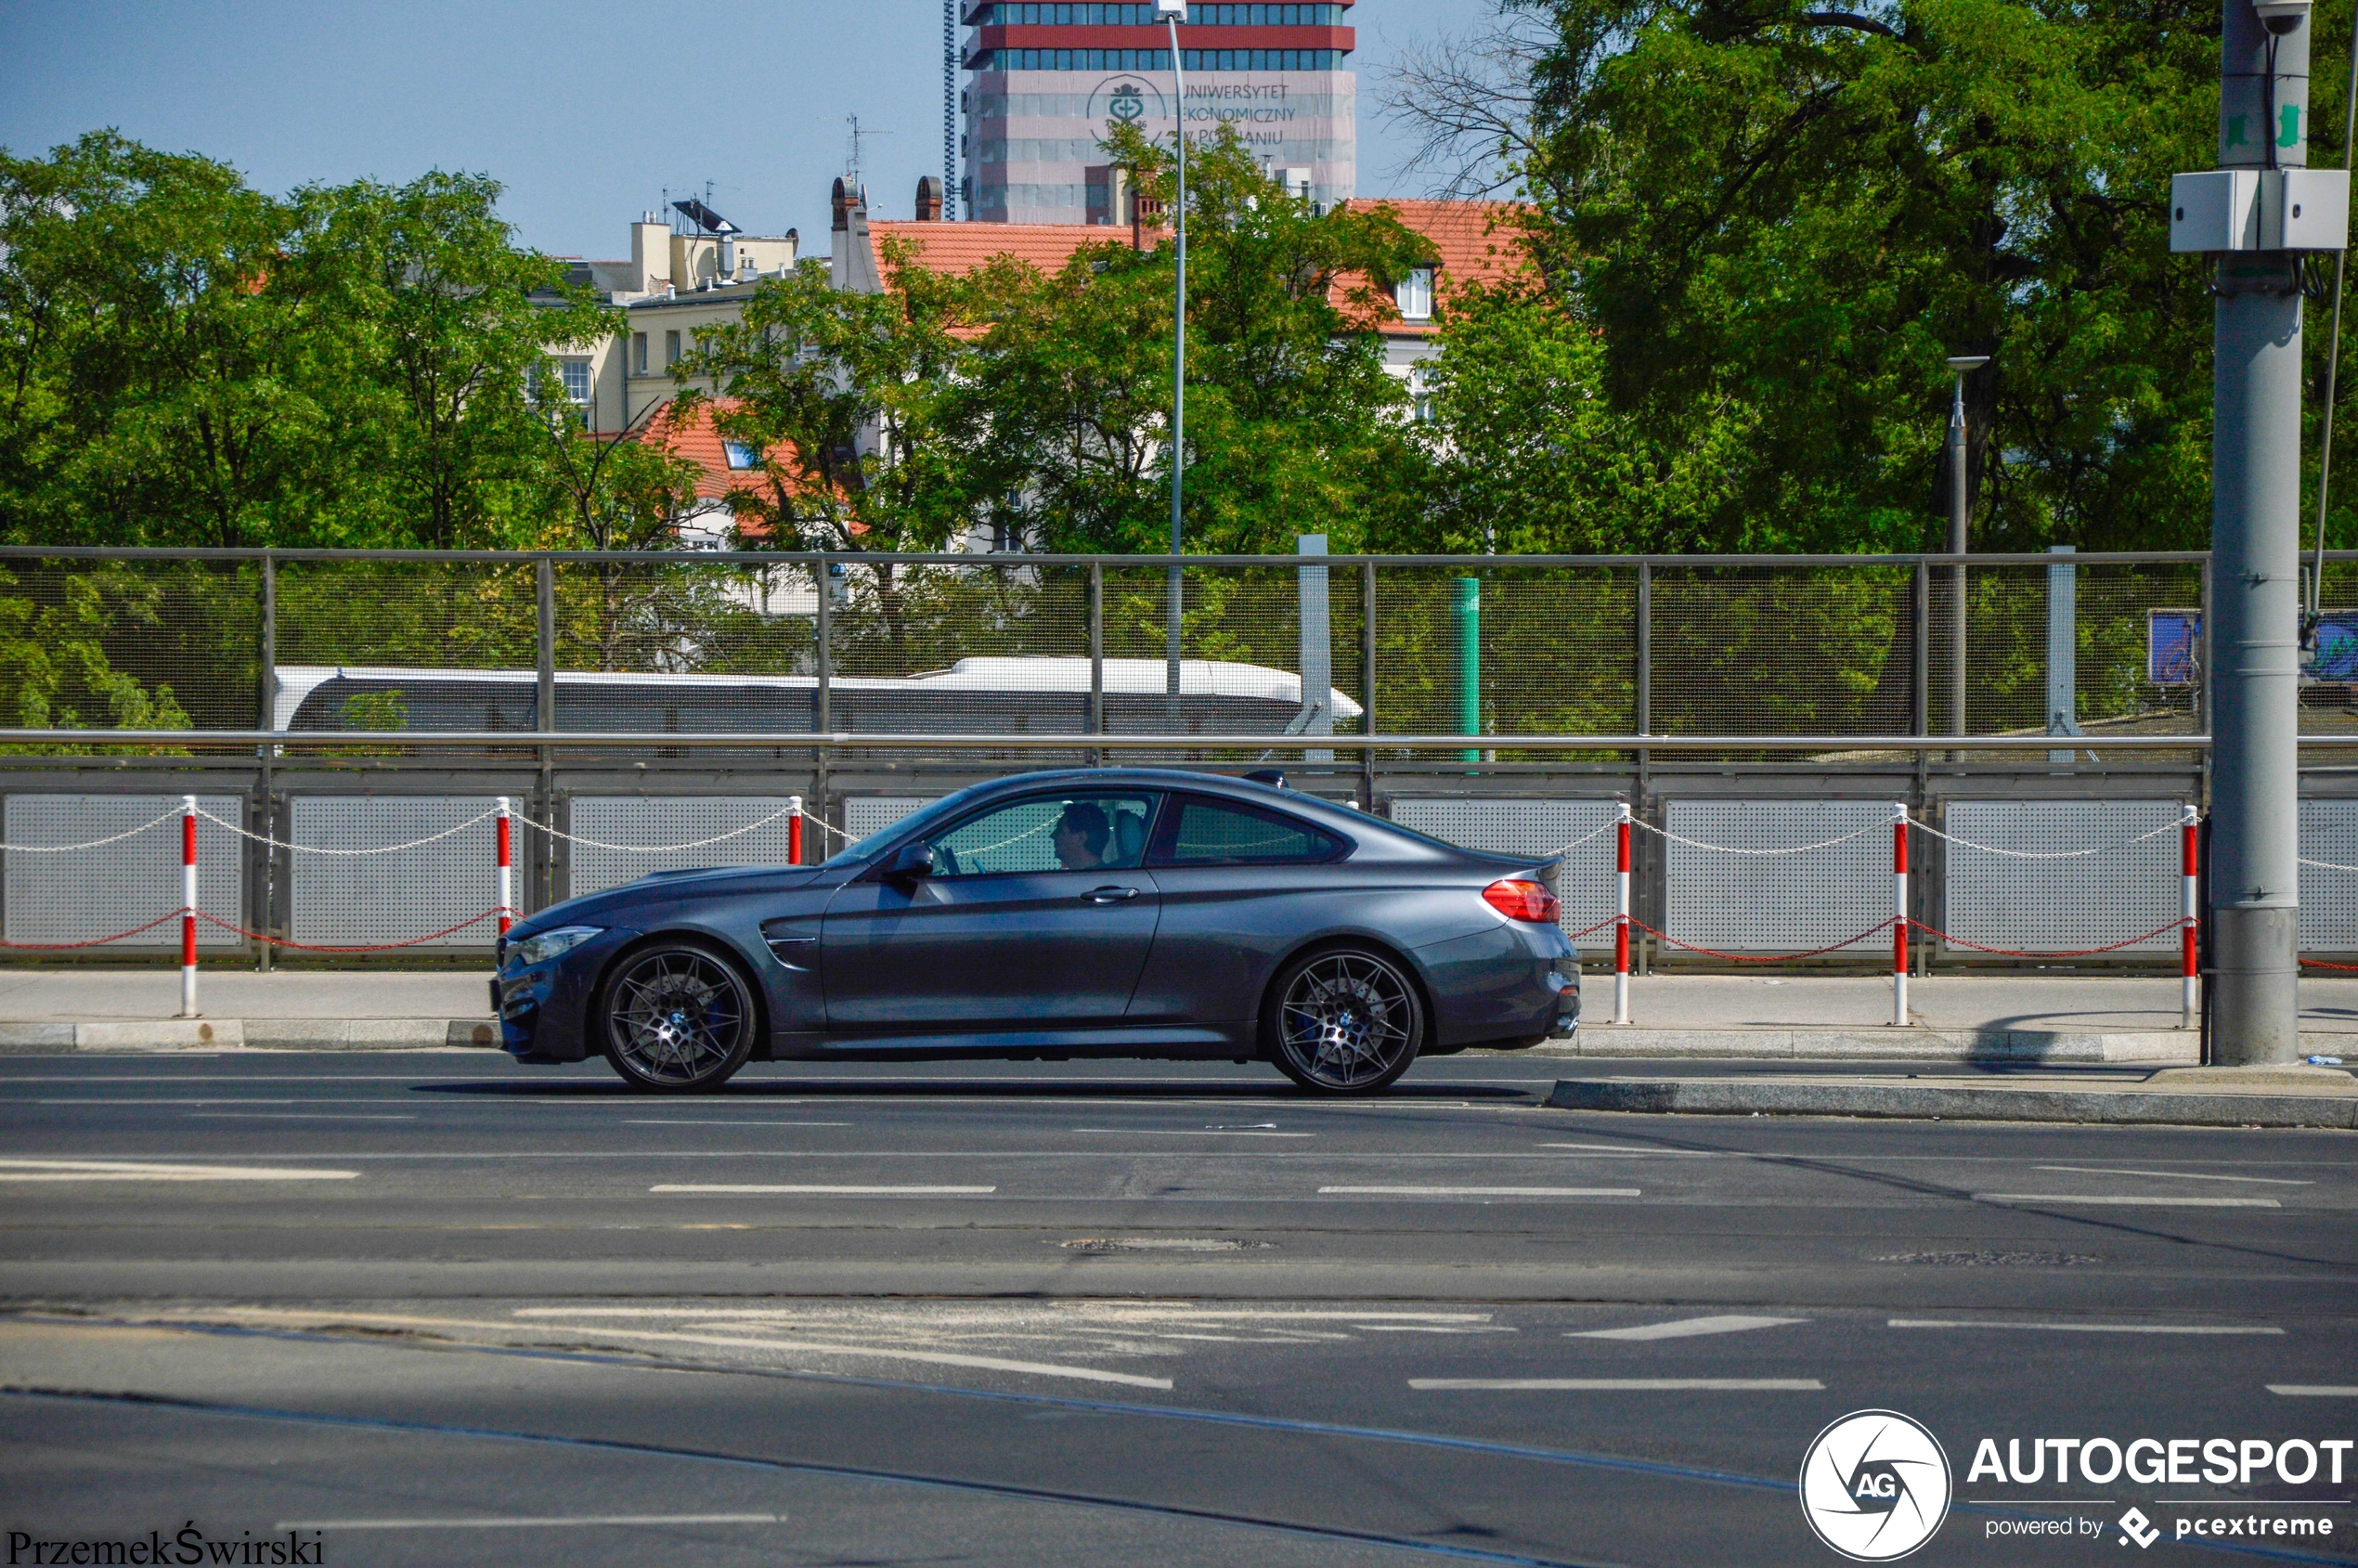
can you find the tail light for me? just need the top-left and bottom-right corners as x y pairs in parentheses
(1483, 878), (1560, 923)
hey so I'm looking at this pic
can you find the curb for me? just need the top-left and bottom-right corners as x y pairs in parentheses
(1524, 1028), (2209, 1063)
(0, 1019), (500, 1054)
(1544, 1075), (2358, 1128)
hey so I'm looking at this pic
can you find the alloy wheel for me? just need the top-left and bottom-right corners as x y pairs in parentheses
(1274, 950), (1419, 1093)
(604, 948), (752, 1089)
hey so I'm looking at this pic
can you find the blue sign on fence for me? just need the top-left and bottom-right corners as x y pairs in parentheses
(2151, 607), (2358, 684)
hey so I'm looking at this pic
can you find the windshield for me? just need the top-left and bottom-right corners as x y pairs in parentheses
(826, 784), (993, 865)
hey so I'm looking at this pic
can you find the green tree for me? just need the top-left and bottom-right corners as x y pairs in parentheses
(1494, 0), (2229, 551)
(0, 132), (339, 548)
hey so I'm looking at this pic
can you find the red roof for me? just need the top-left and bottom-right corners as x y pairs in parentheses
(868, 201), (1534, 339)
(1336, 199), (1535, 336)
(628, 397), (795, 502)
(866, 220), (1130, 280)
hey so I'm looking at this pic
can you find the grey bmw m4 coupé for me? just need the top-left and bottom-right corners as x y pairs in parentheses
(492, 769), (1579, 1095)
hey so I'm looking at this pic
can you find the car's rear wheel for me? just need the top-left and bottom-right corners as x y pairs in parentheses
(601, 942), (756, 1092)
(1265, 946), (1423, 1095)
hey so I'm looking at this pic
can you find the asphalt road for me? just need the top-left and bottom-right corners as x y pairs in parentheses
(1, 1051), (2352, 1568)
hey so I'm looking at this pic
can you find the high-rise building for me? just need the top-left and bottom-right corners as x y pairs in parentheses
(960, 2), (1354, 226)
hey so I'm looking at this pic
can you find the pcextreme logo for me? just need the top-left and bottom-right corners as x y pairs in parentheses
(1799, 1409), (1955, 1562)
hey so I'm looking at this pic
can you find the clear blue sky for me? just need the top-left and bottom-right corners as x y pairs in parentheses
(0, 0), (1498, 259)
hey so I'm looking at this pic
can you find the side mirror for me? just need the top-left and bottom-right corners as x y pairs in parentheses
(882, 840), (935, 883)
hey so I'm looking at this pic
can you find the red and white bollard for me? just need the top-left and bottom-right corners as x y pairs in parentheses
(788, 796), (805, 867)
(496, 797), (513, 938)
(1891, 802), (1910, 1028)
(1613, 800), (1631, 1024)
(2182, 803), (2200, 1030)
(179, 795), (198, 1019)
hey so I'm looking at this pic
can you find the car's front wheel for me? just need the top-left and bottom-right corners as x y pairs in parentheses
(1265, 946), (1424, 1095)
(600, 942), (756, 1092)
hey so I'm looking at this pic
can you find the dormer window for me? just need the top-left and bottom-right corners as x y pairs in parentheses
(722, 441), (760, 471)
(1394, 266), (1435, 323)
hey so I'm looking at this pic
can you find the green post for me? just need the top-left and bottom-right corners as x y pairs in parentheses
(1452, 577), (1481, 763)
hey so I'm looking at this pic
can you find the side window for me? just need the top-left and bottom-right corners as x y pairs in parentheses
(919, 792), (1160, 877)
(1154, 796), (1341, 867)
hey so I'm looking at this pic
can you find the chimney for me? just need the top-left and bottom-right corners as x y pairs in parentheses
(831, 180), (882, 293)
(629, 214), (670, 293)
(915, 175), (944, 222)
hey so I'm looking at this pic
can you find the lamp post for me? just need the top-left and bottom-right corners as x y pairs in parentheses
(1944, 354), (1989, 746)
(1158, 0), (1189, 724)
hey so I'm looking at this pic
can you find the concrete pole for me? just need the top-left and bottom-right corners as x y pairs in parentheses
(1165, 9), (1188, 731)
(2209, 0), (2309, 1064)
(1945, 356), (1985, 747)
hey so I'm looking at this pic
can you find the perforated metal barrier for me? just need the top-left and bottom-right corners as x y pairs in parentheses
(840, 797), (934, 855)
(4, 795), (244, 948)
(1939, 800), (2183, 954)
(288, 796), (501, 951)
(1663, 800), (1890, 952)
(568, 797), (801, 898)
(2300, 799), (2358, 953)
(1389, 798), (1618, 951)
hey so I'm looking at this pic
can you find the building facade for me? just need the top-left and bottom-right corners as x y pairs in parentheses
(961, 1), (1354, 225)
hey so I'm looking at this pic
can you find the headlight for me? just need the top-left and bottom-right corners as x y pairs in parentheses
(512, 926), (603, 966)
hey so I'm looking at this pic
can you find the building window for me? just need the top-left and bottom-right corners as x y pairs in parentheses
(665, 330), (681, 368)
(721, 440), (760, 471)
(631, 333), (648, 374)
(1395, 266), (1434, 323)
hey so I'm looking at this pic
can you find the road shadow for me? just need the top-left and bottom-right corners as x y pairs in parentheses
(415, 1077), (1535, 1101)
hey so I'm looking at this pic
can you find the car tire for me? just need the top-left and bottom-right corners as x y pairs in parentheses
(1263, 945), (1424, 1095)
(599, 940), (758, 1093)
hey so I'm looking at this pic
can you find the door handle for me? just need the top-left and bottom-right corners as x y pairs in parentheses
(1083, 885), (1140, 902)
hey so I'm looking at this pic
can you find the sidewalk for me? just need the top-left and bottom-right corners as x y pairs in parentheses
(1, 967), (2355, 1059)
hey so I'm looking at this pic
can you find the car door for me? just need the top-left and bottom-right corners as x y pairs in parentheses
(821, 790), (1163, 1035)
(1124, 792), (1355, 1027)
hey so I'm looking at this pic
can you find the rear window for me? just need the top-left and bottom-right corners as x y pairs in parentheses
(1156, 796), (1341, 867)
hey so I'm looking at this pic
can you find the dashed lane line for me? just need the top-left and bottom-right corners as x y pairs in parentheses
(279, 1513), (784, 1532)
(2034, 1166), (2314, 1186)
(1972, 1194), (2282, 1208)
(1890, 1319), (2283, 1335)
(650, 1184), (996, 1196)
(1410, 1379), (1823, 1392)
(1570, 1315), (1807, 1341)
(2269, 1386), (2358, 1396)
(1319, 1186), (1640, 1199)
(0, 1159), (356, 1182)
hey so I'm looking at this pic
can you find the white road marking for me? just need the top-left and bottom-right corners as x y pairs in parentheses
(1572, 1315), (1807, 1341)
(1319, 1186), (1640, 1198)
(2035, 1166), (2314, 1186)
(650, 1184), (995, 1195)
(185, 1113), (415, 1121)
(1410, 1378), (1823, 1392)
(0, 1159), (356, 1182)
(1890, 1319), (2282, 1335)
(1353, 1325), (1518, 1334)
(2270, 1385), (2358, 1396)
(279, 1514), (784, 1532)
(1070, 1128), (1315, 1137)
(1973, 1194), (2281, 1208)
(170, 1306), (1175, 1390)
(514, 1306), (1493, 1323)
(625, 1121), (853, 1129)
(1537, 1144), (1724, 1157)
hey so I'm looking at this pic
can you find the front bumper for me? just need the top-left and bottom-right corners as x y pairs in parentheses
(493, 927), (637, 1063)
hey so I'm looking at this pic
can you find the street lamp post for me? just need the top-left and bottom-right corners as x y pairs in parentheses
(1944, 354), (1989, 747)
(1158, 0), (1189, 725)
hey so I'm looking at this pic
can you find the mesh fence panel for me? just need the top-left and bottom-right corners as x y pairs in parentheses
(0, 558), (261, 734)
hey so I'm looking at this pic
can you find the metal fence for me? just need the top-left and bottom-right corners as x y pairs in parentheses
(5, 544), (2358, 969)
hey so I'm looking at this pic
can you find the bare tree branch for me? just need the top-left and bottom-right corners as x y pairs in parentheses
(1375, 10), (1550, 201)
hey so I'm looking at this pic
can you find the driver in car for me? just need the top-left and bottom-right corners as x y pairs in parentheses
(1053, 802), (1111, 872)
